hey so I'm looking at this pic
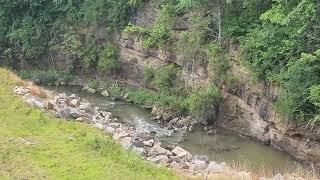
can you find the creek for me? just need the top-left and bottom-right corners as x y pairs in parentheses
(45, 85), (302, 176)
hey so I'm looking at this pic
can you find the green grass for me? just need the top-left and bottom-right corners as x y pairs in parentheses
(0, 69), (178, 180)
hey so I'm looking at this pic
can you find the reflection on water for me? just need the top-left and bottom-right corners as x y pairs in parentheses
(180, 126), (301, 175)
(45, 85), (303, 176)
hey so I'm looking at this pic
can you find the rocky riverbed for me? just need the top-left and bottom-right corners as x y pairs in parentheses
(13, 85), (312, 179)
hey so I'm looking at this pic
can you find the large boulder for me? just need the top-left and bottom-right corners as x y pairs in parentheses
(171, 146), (192, 161)
(149, 144), (170, 157)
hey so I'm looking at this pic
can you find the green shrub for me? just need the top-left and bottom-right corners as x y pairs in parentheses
(108, 83), (123, 101)
(59, 71), (75, 83)
(98, 43), (120, 72)
(153, 64), (178, 91)
(32, 71), (59, 85)
(186, 85), (221, 116)
(123, 23), (149, 36)
(88, 80), (100, 89)
(127, 89), (187, 112)
(207, 43), (231, 82)
(143, 67), (155, 85)
(17, 70), (34, 79)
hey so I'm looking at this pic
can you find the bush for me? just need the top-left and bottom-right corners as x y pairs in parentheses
(32, 71), (59, 85)
(88, 80), (100, 90)
(207, 43), (231, 82)
(127, 89), (187, 112)
(153, 64), (178, 91)
(143, 67), (155, 85)
(186, 85), (221, 116)
(108, 83), (122, 101)
(17, 70), (34, 80)
(123, 23), (149, 36)
(98, 43), (120, 72)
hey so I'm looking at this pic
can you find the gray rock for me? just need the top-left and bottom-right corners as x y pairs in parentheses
(44, 100), (53, 110)
(168, 117), (179, 127)
(69, 94), (77, 99)
(176, 117), (192, 128)
(193, 160), (208, 171)
(143, 139), (154, 147)
(100, 111), (112, 122)
(87, 88), (96, 94)
(81, 86), (89, 91)
(147, 155), (169, 165)
(60, 108), (72, 119)
(104, 126), (116, 134)
(58, 93), (68, 99)
(193, 155), (209, 163)
(25, 97), (44, 109)
(69, 107), (82, 118)
(69, 99), (79, 108)
(101, 90), (110, 97)
(113, 131), (130, 140)
(171, 146), (192, 161)
(149, 145), (170, 156)
(79, 102), (92, 111)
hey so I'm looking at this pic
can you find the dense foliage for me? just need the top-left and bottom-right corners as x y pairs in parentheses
(1, 0), (320, 124)
(0, 0), (138, 70)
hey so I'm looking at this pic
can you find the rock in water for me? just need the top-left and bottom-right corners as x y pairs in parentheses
(101, 90), (110, 97)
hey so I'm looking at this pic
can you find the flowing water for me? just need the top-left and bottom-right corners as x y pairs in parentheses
(45, 85), (303, 176)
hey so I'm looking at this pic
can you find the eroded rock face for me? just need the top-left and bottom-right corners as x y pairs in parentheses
(217, 92), (320, 170)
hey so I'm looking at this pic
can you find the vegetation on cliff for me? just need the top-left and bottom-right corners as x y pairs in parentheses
(1, 0), (320, 124)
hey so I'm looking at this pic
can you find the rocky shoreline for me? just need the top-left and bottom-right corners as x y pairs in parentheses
(13, 85), (311, 180)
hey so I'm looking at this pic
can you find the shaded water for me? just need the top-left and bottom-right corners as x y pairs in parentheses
(46, 85), (302, 176)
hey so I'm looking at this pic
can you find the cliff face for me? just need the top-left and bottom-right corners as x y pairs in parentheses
(108, 3), (320, 170)
(117, 32), (320, 167)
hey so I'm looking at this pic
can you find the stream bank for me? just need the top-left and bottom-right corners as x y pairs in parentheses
(42, 85), (309, 177)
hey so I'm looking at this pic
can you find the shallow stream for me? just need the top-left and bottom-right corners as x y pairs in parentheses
(46, 85), (303, 176)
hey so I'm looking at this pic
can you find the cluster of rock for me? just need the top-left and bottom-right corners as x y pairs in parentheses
(13, 86), (310, 180)
(151, 106), (197, 131)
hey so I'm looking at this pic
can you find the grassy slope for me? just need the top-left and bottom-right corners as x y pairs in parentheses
(0, 69), (177, 180)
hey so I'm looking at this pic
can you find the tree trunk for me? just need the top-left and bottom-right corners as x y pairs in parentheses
(218, 0), (222, 45)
